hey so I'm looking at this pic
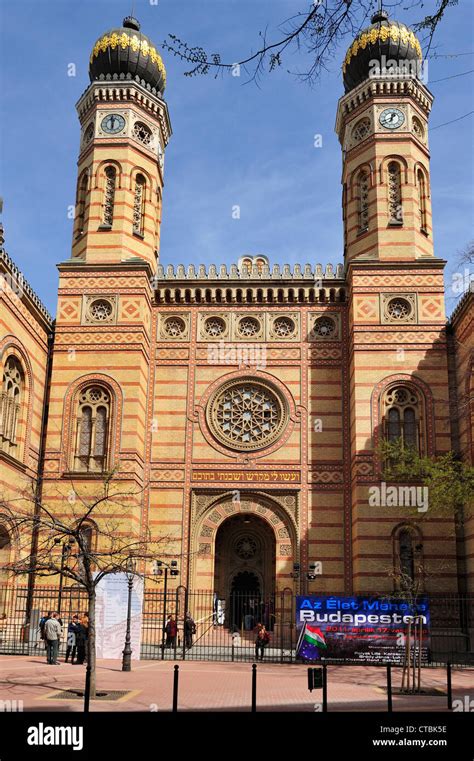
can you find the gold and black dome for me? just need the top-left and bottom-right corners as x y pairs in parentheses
(342, 10), (422, 93)
(89, 16), (166, 96)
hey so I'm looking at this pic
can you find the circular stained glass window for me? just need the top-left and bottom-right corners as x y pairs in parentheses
(234, 535), (259, 559)
(237, 316), (261, 338)
(164, 316), (186, 337)
(313, 316), (336, 338)
(273, 316), (296, 337)
(133, 121), (153, 145)
(387, 298), (412, 320)
(206, 379), (288, 451)
(89, 299), (113, 321)
(204, 316), (226, 337)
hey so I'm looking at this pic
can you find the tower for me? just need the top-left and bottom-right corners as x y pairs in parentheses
(71, 16), (171, 271)
(337, 12), (456, 593)
(41, 17), (171, 540)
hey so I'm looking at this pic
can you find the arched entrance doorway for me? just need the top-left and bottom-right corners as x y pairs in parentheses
(214, 514), (275, 631)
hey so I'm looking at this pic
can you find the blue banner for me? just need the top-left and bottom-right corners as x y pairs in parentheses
(296, 596), (431, 664)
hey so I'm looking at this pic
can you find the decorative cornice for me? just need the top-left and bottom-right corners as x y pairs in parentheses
(335, 76), (433, 136)
(76, 81), (172, 144)
(152, 262), (345, 282)
(0, 249), (52, 327)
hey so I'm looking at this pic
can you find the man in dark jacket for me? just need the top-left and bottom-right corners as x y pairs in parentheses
(184, 613), (196, 650)
(65, 615), (81, 664)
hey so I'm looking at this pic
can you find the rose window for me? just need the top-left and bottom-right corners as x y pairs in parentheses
(163, 316), (186, 337)
(386, 387), (418, 407)
(387, 298), (412, 321)
(133, 121), (153, 146)
(204, 317), (226, 337)
(207, 379), (288, 451)
(313, 316), (336, 338)
(273, 316), (296, 338)
(412, 117), (425, 140)
(234, 535), (258, 559)
(352, 118), (370, 142)
(237, 316), (261, 337)
(83, 122), (94, 145)
(89, 299), (113, 322)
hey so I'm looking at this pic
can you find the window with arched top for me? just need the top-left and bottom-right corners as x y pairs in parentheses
(382, 386), (423, 453)
(357, 169), (370, 232)
(76, 173), (88, 237)
(417, 169), (427, 233)
(101, 166), (116, 227)
(0, 356), (24, 456)
(398, 528), (415, 582)
(133, 174), (146, 236)
(73, 386), (111, 472)
(387, 162), (403, 224)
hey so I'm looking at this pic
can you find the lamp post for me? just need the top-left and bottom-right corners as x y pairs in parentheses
(153, 560), (179, 660)
(54, 538), (75, 616)
(121, 558), (136, 672)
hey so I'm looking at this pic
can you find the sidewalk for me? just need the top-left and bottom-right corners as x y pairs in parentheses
(0, 655), (472, 712)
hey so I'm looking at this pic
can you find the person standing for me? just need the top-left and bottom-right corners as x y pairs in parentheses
(44, 612), (62, 665)
(184, 613), (196, 650)
(65, 615), (81, 664)
(164, 615), (177, 648)
(76, 613), (89, 665)
(39, 611), (52, 650)
(255, 623), (270, 661)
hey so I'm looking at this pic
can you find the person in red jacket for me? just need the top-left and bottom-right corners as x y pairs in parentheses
(164, 615), (178, 648)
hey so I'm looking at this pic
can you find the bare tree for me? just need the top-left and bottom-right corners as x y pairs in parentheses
(163, 0), (457, 85)
(0, 471), (173, 700)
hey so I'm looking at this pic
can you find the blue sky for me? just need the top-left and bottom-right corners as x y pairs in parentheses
(0, 0), (473, 316)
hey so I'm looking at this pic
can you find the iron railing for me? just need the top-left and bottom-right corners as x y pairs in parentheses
(0, 585), (472, 666)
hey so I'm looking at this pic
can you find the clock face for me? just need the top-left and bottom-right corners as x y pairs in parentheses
(379, 108), (405, 130)
(101, 114), (125, 134)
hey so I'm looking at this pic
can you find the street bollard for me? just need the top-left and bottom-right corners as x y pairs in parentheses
(386, 665), (392, 712)
(447, 662), (452, 710)
(172, 664), (179, 712)
(322, 664), (327, 713)
(251, 663), (257, 712)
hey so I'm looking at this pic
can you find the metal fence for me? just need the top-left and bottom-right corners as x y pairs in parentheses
(0, 585), (472, 666)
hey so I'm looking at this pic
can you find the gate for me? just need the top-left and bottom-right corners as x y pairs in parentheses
(141, 587), (296, 662)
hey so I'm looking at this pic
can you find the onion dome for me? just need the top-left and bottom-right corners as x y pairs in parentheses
(89, 16), (166, 95)
(342, 11), (422, 93)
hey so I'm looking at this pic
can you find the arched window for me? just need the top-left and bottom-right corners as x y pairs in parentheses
(76, 173), (88, 237)
(101, 166), (116, 227)
(382, 386), (422, 452)
(74, 386), (111, 472)
(357, 170), (369, 232)
(417, 169), (427, 232)
(387, 162), (402, 224)
(398, 528), (415, 583)
(0, 356), (23, 456)
(133, 174), (146, 235)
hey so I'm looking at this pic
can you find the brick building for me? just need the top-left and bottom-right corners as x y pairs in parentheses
(1, 12), (473, 618)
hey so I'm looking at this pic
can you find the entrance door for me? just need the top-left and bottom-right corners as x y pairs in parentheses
(229, 571), (261, 632)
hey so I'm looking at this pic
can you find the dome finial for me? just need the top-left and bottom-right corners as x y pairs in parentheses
(371, 0), (388, 24)
(123, 15), (140, 31)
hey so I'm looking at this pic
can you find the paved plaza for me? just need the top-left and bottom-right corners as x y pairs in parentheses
(0, 656), (472, 712)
